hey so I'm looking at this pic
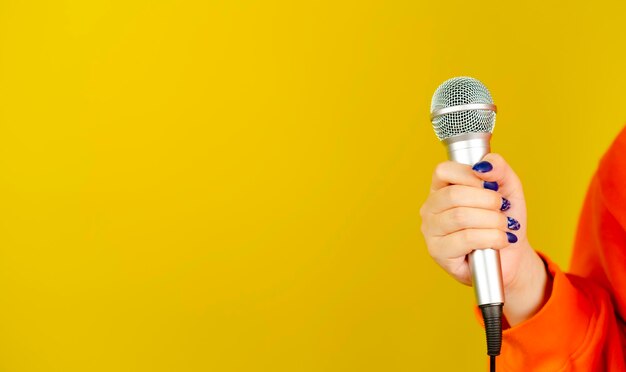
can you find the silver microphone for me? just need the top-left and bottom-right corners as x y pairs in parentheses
(429, 76), (505, 308)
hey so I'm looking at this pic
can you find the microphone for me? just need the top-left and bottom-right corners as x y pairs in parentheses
(429, 77), (504, 363)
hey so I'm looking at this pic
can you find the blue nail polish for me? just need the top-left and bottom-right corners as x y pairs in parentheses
(501, 197), (511, 211)
(472, 161), (493, 173)
(506, 232), (518, 243)
(483, 181), (499, 191)
(507, 217), (521, 231)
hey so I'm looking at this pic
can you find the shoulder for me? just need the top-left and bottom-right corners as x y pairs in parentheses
(598, 125), (626, 180)
(597, 125), (626, 223)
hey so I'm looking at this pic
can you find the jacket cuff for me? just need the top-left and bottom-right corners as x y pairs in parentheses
(498, 251), (596, 369)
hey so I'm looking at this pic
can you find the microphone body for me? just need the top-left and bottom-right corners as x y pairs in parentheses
(430, 76), (504, 360)
(444, 132), (504, 306)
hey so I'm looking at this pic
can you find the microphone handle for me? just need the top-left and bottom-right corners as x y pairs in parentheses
(444, 133), (505, 306)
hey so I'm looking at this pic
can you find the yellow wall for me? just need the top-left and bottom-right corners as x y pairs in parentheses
(0, 1), (624, 371)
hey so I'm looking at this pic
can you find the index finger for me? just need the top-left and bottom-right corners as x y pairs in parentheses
(431, 161), (483, 192)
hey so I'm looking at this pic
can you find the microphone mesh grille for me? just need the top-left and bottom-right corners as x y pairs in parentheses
(430, 77), (496, 140)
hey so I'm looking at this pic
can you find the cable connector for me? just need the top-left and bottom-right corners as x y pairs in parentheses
(480, 303), (503, 356)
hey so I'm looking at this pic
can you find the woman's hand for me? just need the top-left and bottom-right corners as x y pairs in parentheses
(420, 153), (550, 326)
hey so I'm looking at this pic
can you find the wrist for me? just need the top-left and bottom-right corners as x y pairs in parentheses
(503, 245), (551, 327)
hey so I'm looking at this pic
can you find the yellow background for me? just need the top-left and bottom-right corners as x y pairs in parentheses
(0, 1), (624, 371)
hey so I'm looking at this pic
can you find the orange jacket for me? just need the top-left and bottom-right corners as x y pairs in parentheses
(499, 127), (626, 371)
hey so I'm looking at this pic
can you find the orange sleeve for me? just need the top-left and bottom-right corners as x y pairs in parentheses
(498, 252), (624, 371)
(497, 126), (626, 370)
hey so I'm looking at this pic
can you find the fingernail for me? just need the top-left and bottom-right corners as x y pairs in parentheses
(483, 181), (499, 191)
(501, 197), (511, 211)
(472, 161), (493, 173)
(507, 217), (521, 231)
(506, 232), (518, 243)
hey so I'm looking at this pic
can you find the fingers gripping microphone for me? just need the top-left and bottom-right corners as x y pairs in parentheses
(430, 77), (504, 364)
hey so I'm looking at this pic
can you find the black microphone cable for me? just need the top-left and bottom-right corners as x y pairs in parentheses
(480, 303), (503, 372)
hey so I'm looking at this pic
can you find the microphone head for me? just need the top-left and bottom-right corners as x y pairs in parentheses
(430, 77), (496, 141)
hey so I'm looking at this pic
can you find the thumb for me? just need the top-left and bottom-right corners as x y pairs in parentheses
(471, 153), (524, 200)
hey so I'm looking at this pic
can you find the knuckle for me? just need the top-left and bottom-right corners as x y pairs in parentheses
(445, 186), (461, 205)
(419, 200), (431, 218)
(433, 163), (447, 182)
(449, 208), (466, 228)
(425, 239), (438, 257)
(420, 220), (428, 235)
(459, 229), (474, 245)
